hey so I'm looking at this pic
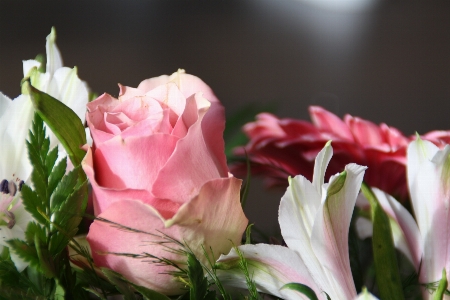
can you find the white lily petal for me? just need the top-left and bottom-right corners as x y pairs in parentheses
(22, 59), (41, 78)
(408, 138), (450, 286)
(0, 93), (12, 123)
(217, 244), (322, 300)
(313, 140), (333, 194)
(408, 138), (440, 235)
(48, 67), (89, 122)
(311, 163), (366, 299)
(279, 175), (328, 290)
(0, 95), (34, 182)
(45, 27), (63, 76)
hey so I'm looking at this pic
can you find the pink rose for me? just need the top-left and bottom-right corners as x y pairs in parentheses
(234, 106), (410, 200)
(82, 70), (248, 294)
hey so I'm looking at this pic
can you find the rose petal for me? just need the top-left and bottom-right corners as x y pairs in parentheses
(82, 147), (180, 218)
(152, 93), (227, 203)
(88, 176), (246, 295)
(166, 176), (247, 259)
(137, 70), (220, 104)
(87, 200), (185, 295)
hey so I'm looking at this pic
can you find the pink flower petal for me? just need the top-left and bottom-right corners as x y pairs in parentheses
(137, 71), (220, 104)
(87, 176), (246, 295)
(152, 93), (228, 203)
(309, 106), (353, 140)
(82, 147), (180, 219)
(86, 200), (186, 295)
(166, 176), (247, 258)
(345, 115), (384, 146)
(93, 134), (178, 192)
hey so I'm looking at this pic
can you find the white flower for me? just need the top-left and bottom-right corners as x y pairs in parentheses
(356, 137), (450, 299)
(0, 180), (33, 271)
(217, 142), (370, 299)
(0, 28), (89, 271)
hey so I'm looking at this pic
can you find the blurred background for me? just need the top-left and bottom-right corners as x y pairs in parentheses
(1, 0), (450, 236)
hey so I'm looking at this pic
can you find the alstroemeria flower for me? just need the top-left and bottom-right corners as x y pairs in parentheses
(217, 142), (367, 300)
(0, 28), (89, 270)
(356, 137), (450, 298)
(0, 182), (33, 271)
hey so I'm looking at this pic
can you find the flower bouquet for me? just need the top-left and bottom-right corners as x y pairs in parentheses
(0, 28), (448, 300)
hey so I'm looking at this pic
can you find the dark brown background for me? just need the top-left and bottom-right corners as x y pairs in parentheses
(1, 0), (449, 235)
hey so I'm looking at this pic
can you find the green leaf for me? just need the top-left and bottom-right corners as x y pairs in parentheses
(433, 269), (448, 300)
(280, 282), (319, 300)
(34, 53), (46, 73)
(186, 252), (212, 300)
(24, 222), (46, 246)
(240, 151), (251, 208)
(245, 224), (254, 245)
(131, 284), (171, 300)
(26, 114), (50, 201)
(48, 179), (88, 254)
(361, 183), (404, 300)
(49, 166), (80, 211)
(234, 246), (260, 300)
(101, 268), (137, 300)
(45, 147), (59, 176)
(21, 184), (47, 225)
(22, 79), (87, 167)
(53, 280), (65, 300)
(34, 233), (56, 278)
(82, 287), (106, 300)
(7, 239), (40, 268)
(326, 170), (347, 197)
(47, 158), (67, 197)
(0, 255), (40, 297)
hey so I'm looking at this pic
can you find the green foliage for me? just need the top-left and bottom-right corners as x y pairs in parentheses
(280, 282), (319, 300)
(131, 284), (171, 300)
(185, 252), (216, 300)
(361, 183), (404, 300)
(240, 152), (251, 209)
(433, 269), (448, 300)
(0, 250), (41, 299)
(101, 268), (138, 300)
(1, 113), (88, 298)
(98, 267), (172, 300)
(245, 224), (254, 245)
(22, 79), (87, 167)
(234, 246), (260, 300)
